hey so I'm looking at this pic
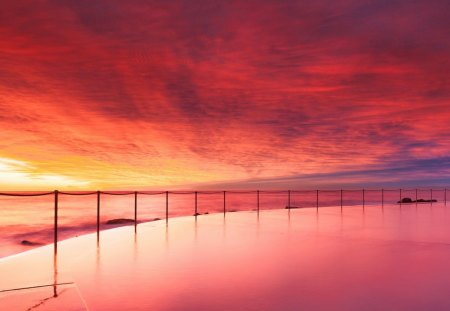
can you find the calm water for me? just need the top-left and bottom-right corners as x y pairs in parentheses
(1, 203), (450, 310)
(0, 189), (444, 257)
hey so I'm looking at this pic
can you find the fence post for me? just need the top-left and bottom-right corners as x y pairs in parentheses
(415, 188), (418, 204)
(381, 189), (384, 207)
(316, 190), (319, 210)
(96, 191), (100, 243)
(340, 189), (343, 210)
(54, 190), (58, 255)
(431, 189), (433, 204)
(195, 191), (198, 216)
(134, 191), (137, 233)
(399, 188), (402, 204)
(223, 191), (226, 215)
(257, 190), (260, 213)
(288, 190), (291, 209)
(165, 191), (169, 225)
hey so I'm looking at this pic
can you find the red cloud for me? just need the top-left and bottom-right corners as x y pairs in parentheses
(0, 0), (448, 189)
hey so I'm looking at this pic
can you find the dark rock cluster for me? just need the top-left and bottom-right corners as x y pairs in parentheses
(106, 218), (135, 225)
(397, 197), (437, 203)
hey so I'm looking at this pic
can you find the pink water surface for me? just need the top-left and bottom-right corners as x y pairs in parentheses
(1, 202), (450, 310)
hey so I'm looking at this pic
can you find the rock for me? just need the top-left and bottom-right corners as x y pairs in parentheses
(21, 240), (41, 246)
(151, 218), (161, 221)
(398, 197), (413, 203)
(397, 197), (438, 203)
(416, 199), (438, 203)
(106, 218), (135, 225)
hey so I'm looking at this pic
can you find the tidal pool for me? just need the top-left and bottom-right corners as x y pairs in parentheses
(1, 203), (450, 310)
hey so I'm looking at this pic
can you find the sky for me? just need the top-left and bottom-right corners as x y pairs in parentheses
(0, 0), (449, 190)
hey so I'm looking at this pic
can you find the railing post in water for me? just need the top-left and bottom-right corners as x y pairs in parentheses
(165, 191), (169, 225)
(399, 188), (402, 204)
(195, 191), (198, 216)
(96, 191), (100, 243)
(257, 190), (260, 213)
(288, 190), (291, 209)
(316, 190), (319, 210)
(415, 188), (418, 204)
(340, 189), (343, 210)
(134, 191), (137, 233)
(54, 190), (58, 256)
(223, 191), (226, 215)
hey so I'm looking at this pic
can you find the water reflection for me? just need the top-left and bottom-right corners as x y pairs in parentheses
(194, 216), (198, 242)
(287, 208), (291, 236)
(222, 213), (227, 242)
(165, 224), (169, 248)
(53, 254), (58, 298)
(95, 242), (101, 280)
(133, 231), (138, 263)
(3, 204), (450, 310)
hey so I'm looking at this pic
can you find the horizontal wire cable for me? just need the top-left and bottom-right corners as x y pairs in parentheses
(169, 191), (196, 195)
(0, 192), (54, 197)
(226, 190), (257, 194)
(0, 189), (447, 197)
(291, 190), (315, 193)
(136, 191), (168, 195)
(196, 191), (224, 194)
(58, 191), (97, 196)
(258, 190), (288, 194)
(99, 191), (135, 195)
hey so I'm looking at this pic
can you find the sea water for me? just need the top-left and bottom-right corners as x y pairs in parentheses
(0, 189), (444, 258)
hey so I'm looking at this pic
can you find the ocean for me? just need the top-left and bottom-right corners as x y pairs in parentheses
(0, 189), (445, 258)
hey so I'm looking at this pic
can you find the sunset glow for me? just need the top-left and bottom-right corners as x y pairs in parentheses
(0, 0), (449, 190)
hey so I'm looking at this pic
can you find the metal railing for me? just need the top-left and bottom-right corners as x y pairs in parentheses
(0, 188), (448, 256)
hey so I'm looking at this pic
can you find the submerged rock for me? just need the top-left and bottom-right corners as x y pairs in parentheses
(397, 197), (438, 203)
(398, 197), (413, 203)
(20, 240), (42, 246)
(106, 218), (135, 225)
(192, 212), (216, 216)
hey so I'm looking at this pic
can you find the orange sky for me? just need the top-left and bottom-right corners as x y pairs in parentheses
(0, 0), (449, 190)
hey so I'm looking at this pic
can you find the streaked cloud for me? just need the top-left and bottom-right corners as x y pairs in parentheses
(0, 0), (448, 189)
